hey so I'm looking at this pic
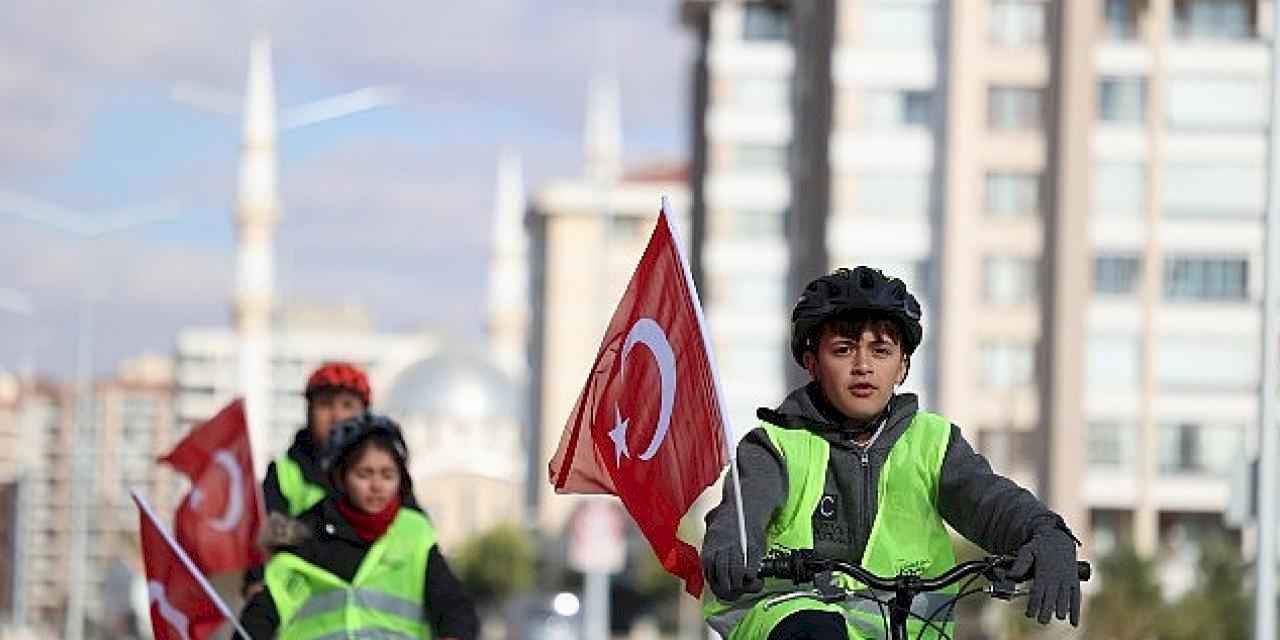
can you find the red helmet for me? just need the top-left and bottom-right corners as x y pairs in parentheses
(305, 362), (371, 406)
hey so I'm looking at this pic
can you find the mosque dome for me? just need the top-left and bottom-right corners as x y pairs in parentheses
(383, 350), (522, 424)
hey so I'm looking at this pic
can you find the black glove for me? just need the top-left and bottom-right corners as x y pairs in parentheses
(703, 546), (763, 601)
(1009, 525), (1081, 626)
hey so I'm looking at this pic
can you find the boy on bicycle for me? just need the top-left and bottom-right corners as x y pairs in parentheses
(702, 267), (1082, 639)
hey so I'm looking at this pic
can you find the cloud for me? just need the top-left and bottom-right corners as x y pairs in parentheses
(280, 137), (490, 252)
(0, 219), (230, 376)
(274, 2), (692, 141)
(272, 134), (500, 341)
(0, 1), (693, 376)
(0, 1), (247, 173)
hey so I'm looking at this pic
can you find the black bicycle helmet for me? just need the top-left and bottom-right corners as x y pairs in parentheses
(790, 266), (923, 365)
(320, 412), (409, 472)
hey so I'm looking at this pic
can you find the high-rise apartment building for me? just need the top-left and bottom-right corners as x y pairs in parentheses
(682, 0), (1271, 561)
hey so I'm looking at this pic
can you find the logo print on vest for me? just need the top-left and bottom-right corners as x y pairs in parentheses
(818, 494), (839, 521)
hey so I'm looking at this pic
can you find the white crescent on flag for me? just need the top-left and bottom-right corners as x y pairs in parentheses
(208, 450), (245, 532)
(608, 318), (677, 464)
(148, 581), (192, 640)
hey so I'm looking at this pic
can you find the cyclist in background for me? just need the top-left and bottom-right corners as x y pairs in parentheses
(243, 362), (420, 597)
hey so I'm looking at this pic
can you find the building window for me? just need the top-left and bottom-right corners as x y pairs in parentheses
(734, 143), (787, 173)
(735, 77), (789, 111)
(743, 3), (788, 41)
(1167, 77), (1266, 130)
(863, 1), (938, 47)
(867, 259), (931, 300)
(985, 172), (1040, 217)
(1094, 254), (1142, 295)
(1163, 256), (1248, 300)
(1173, 0), (1254, 40)
(606, 215), (645, 240)
(1160, 422), (1202, 473)
(724, 278), (784, 309)
(1088, 421), (1135, 468)
(730, 343), (788, 373)
(976, 428), (1039, 472)
(1164, 165), (1264, 217)
(980, 342), (1035, 388)
(1158, 422), (1243, 476)
(983, 256), (1038, 304)
(1092, 163), (1146, 215)
(988, 86), (1044, 129)
(1157, 336), (1256, 388)
(855, 173), (930, 216)
(733, 209), (785, 238)
(1098, 77), (1147, 123)
(863, 90), (933, 128)
(1086, 334), (1141, 387)
(989, 0), (1047, 46)
(1105, 0), (1141, 39)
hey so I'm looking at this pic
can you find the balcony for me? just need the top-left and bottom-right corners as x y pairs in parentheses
(1167, 40), (1268, 75)
(1171, 0), (1260, 44)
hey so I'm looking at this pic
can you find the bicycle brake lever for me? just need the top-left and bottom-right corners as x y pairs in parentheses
(988, 566), (1018, 600)
(813, 571), (845, 603)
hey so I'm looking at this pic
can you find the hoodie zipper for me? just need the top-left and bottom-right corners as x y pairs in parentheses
(860, 449), (872, 541)
(856, 417), (889, 557)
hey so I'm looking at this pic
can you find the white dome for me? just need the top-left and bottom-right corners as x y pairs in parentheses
(383, 351), (521, 423)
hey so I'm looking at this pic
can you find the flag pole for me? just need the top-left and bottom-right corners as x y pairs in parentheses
(661, 196), (750, 568)
(131, 491), (253, 640)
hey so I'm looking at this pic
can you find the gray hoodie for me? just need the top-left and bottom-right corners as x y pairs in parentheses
(702, 384), (1065, 583)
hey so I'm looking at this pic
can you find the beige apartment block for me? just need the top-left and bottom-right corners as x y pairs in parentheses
(683, 0), (1272, 568)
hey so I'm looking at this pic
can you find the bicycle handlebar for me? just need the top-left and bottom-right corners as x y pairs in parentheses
(759, 550), (1091, 592)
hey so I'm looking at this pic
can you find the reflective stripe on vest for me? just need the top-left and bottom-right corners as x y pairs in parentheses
(706, 587), (958, 639)
(275, 454), (328, 517)
(307, 630), (418, 640)
(292, 588), (424, 624)
(265, 509), (436, 639)
(703, 411), (958, 640)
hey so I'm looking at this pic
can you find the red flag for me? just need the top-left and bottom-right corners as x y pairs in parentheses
(161, 399), (264, 574)
(549, 200), (730, 597)
(133, 492), (241, 640)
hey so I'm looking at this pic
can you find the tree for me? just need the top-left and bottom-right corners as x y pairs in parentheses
(1085, 544), (1163, 640)
(453, 524), (536, 609)
(1158, 534), (1249, 640)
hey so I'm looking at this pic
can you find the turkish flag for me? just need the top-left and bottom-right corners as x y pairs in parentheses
(549, 199), (730, 597)
(133, 492), (235, 640)
(160, 399), (264, 574)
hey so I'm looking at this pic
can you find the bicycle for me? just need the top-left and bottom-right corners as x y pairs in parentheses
(757, 549), (1092, 640)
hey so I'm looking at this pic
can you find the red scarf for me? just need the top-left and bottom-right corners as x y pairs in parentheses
(336, 496), (401, 543)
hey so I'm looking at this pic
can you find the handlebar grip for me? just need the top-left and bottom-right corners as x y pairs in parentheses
(758, 555), (785, 579)
(1077, 561), (1091, 582)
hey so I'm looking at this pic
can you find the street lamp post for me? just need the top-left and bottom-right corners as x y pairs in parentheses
(0, 200), (182, 640)
(1259, 2), (1280, 637)
(0, 287), (33, 628)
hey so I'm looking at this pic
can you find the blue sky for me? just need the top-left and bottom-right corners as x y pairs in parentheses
(0, 1), (691, 377)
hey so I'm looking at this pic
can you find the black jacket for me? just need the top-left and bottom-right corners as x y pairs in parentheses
(261, 429), (330, 517)
(244, 429), (422, 592)
(702, 386), (1067, 583)
(236, 497), (478, 639)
